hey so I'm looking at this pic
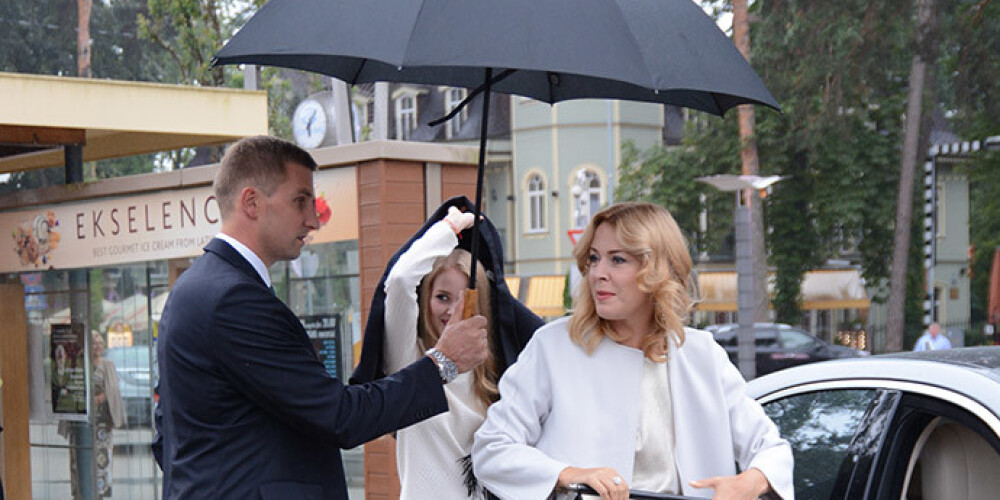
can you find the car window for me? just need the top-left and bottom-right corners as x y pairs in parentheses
(780, 329), (820, 350)
(762, 389), (880, 500)
(712, 330), (737, 347)
(756, 330), (778, 348)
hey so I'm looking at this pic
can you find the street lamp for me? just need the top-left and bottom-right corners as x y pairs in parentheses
(696, 174), (784, 379)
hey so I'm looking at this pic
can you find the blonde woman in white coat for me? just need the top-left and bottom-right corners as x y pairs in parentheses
(472, 202), (794, 500)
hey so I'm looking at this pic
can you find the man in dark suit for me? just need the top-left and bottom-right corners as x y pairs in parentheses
(153, 136), (488, 500)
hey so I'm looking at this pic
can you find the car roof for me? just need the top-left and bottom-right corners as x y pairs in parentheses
(706, 322), (802, 333)
(747, 346), (1000, 419)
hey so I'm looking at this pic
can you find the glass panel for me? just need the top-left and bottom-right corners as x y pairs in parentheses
(21, 264), (163, 499)
(755, 331), (778, 347)
(763, 389), (878, 500)
(781, 330), (820, 350)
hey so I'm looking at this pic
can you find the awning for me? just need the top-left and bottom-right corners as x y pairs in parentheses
(695, 269), (870, 312)
(0, 72), (268, 173)
(523, 275), (566, 317)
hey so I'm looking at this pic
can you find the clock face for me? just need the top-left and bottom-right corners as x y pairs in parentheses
(292, 99), (327, 149)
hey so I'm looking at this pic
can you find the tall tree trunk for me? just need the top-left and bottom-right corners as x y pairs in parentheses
(732, 0), (769, 322)
(77, 0), (92, 78)
(887, 0), (937, 351)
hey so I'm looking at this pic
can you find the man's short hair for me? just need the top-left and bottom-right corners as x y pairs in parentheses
(214, 135), (318, 218)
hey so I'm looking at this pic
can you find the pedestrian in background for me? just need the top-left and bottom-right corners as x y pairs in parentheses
(914, 322), (952, 351)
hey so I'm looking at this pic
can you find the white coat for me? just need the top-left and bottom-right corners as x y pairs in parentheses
(472, 317), (794, 500)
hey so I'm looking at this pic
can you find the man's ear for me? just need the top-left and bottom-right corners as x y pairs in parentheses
(239, 186), (262, 219)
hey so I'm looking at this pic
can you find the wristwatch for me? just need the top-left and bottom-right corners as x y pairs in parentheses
(425, 348), (459, 384)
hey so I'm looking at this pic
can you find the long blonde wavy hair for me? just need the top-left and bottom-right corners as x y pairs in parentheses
(417, 249), (497, 410)
(569, 202), (693, 361)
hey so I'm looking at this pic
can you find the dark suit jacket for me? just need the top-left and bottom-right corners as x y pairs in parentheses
(153, 238), (447, 500)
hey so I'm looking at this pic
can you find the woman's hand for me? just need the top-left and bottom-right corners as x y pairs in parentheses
(689, 467), (771, 500)
(557, 466), (629, 500)
(443, 206), (475, 234)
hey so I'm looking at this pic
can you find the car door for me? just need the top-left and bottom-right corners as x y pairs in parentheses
(758, 382), (1000, 500)
(759, 387), (896, 500)
(869, 393), (1000, 500)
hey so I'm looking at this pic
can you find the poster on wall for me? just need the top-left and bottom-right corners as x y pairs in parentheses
(50, 323), (88, 417)
(301, 315), (342, 380)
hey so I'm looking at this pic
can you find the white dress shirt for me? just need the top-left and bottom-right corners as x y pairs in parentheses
(215, 233), (272, 288)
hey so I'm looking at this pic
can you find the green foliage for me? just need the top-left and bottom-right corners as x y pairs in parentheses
(138, 0), (303, 143)
(938, 0), (1000, 139)
(139, 0), (230, 86)
(616, 128), (739, 257)
(967, 151), (1000, 322)
(620, 0), (917, 321)
(0, 0), (77, 74)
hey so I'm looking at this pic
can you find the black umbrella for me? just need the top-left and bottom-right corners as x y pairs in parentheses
(214, 0), (779, 297)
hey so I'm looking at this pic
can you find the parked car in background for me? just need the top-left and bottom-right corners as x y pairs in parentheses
(105, 345), (154, 426)
(747, 347), (1000, 500)
(707, 322), (865, 376)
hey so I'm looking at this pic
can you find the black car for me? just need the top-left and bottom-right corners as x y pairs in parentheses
(707, 322), (865, 376)
(748, 347), (1000, 500)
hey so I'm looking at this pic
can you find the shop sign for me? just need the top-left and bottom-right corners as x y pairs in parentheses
(1, 167), (358, 273)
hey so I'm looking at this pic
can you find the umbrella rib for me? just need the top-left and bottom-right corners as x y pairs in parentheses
(429, 69), (516, 126)
(350, 58), (368, 85)
(401, 0), (431, 69)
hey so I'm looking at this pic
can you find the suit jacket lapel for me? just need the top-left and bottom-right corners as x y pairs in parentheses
(204, 238), (318, 353)
(204, 238), (270, 290)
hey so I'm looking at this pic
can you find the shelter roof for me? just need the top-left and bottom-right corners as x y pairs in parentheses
(0, 71), (268, 174)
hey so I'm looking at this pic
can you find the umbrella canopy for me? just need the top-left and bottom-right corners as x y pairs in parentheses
(214, 0), (779, 116)
(215, 0), (780, 293)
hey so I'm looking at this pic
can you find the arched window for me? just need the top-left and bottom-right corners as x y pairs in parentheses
(571, 169), (602, 229)
(527, 174), (546, 233)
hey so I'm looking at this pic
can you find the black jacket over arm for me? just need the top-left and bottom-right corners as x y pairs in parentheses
(153, 238), (447, 500)
(351, 196), (543, 385)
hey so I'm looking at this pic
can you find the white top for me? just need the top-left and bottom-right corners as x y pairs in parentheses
(631, 358), (681, 494)
(913, 333), (952, 351)
(473, 318), (795, 500)
(383, 221), (486, 499)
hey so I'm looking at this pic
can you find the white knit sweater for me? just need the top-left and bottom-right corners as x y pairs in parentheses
(383, 221), (486, 499)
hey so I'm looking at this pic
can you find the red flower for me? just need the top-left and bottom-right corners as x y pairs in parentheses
(315, 196), (332, 226)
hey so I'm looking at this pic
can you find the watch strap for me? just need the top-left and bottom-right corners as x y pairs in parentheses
(425, 348), (458, 384)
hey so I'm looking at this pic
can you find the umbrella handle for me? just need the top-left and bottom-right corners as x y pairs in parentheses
(462, 289), (479, 319)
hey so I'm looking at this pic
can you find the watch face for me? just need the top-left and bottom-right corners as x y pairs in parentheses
(292, 99), (327, 149)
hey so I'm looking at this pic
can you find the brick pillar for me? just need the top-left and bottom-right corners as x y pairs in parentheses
(358, 159), (425, 500)
(440, 163), (478, 203)
(357, 157), (478, 500)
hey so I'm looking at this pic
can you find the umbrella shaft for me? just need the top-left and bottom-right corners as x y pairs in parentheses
(468, 67), (492, 290)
